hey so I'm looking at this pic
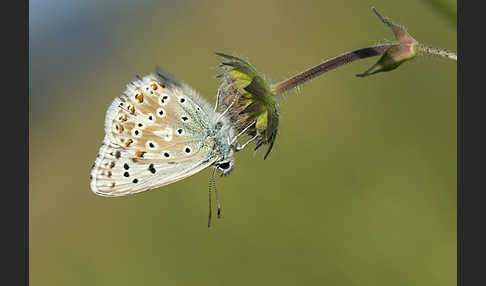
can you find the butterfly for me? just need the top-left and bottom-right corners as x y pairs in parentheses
(90, 69), (253, 226)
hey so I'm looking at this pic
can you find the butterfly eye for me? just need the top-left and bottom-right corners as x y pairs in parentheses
(218, 162), (231, 170)
(217, 160), (233, 176)
(216, 161), (233, 176)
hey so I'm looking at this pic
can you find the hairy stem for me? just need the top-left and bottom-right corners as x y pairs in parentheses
(271, 44), (397, 94)
(418, 43), (457, 61)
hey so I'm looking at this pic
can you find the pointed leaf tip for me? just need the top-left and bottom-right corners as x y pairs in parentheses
(372, 7), (416, 44)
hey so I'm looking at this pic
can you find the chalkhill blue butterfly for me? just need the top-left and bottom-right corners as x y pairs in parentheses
(90, 69), (254, 226)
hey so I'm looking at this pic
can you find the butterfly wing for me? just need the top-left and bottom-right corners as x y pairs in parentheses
(90, 71), (219, 196)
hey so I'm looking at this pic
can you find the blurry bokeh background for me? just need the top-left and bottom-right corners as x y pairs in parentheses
(30, 0), (457, 285)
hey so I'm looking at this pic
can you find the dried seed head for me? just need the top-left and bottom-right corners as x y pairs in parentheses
(216, 53), (279, 159)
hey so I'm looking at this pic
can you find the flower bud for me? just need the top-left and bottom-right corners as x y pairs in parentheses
(357, 8), (419, 77)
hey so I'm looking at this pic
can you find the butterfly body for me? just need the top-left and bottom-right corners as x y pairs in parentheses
(90, 70), (235, 197)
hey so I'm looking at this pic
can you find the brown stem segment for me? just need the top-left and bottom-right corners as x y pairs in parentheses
(272, 44), (398, 94)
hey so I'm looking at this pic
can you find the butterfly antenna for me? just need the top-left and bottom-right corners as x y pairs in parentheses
(212, 169), (222, 219)
(208, 169), (214, 228)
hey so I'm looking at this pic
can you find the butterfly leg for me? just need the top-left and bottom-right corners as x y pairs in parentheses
(216, 93), (240, 122)
(214, 88), (222, 112)
(235, 135), (258, 151)
(230, 121), (256, 146)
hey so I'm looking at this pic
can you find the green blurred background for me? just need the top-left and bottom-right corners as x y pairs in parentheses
(30, 0), (457, 285)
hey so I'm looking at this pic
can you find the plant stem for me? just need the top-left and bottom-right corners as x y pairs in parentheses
(271, 44), (397, 94)
(418, 43), (457, 61)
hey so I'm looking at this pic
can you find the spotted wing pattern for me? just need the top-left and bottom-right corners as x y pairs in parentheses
(90, 72), (219, 196)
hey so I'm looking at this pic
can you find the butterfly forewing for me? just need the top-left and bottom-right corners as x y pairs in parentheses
(90, 72), (220, 196)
